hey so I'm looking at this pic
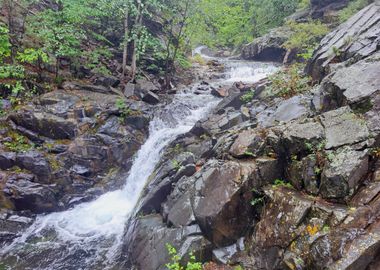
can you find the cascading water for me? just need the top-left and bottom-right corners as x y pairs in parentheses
(0, 48), (278, 270)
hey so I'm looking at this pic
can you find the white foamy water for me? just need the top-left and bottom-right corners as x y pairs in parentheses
(0, 49), (279, 269)
(224, 60), (279, 83)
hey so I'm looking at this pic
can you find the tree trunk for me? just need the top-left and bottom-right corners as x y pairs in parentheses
(122, 8), (129, 80)
(5, 0), (15, 63)
(164, 0), (191, 90)
(131, 0), (142, 82)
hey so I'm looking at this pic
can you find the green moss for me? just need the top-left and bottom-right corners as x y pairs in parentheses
(3, 131), (34, 152)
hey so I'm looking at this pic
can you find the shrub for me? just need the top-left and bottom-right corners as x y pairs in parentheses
(165, 244), (202, 270)
(267, 64), (311, 99)
(240, 90), (255, 103)
(339, 0), (373, 23)
(115, 98), (131, 121)
(284, 21), (329, 55)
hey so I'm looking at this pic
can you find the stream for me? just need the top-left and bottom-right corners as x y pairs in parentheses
(0, 49), (278, 270)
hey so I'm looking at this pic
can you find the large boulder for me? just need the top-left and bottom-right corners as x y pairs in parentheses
(307, 2), (380, 81)
(192, 160), (257, 247)
(3, 173), (59, 213)
(0, 211), (34, 245)
(16, 151), (52, 183)
(320, 106), (370, 149)
(320, 146), (369, 199)
(125, 215), (213, 270)
(9, 111), (78, 140)
(318, 51), (380, 113)
(241, 27), (290, 62)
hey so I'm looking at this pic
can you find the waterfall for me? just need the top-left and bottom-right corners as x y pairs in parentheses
(0, 54), (278, 270)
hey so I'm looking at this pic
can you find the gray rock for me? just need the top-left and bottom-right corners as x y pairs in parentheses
(229, 129), (266, 158)
(282, 119), (325, 155)
(307, 2), (380, 81)
(124, 82), (136, 97)
(125, 215), (212, 270)
(142, 91), (160, 105)
(4, 174), (58, 213)
(16, 151), (52, 183)
(241, 27), (290, 62)
(193, 160), (257, 247)
(258, 96), (311, 127)
(0, 211), (34, 245)
(329, 58), (380, 105)
(0, 152), (16, 170)
(320, 146), (369, 199)
(94, 75), (120, 88)
(255, 187), (313, 248)
(9, 111), (77, 140)
(310, 0), (350, 20)
(320, 106), (370, 149)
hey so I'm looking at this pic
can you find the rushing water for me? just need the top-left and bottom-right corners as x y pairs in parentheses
(0, 48), (278, 270)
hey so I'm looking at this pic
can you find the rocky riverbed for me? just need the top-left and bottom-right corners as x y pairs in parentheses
(124, 3), (380, 270)
(0, 1), (379, 270)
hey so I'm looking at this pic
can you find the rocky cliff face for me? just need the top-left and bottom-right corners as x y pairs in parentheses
(126, 3), (380, 269)
(241, 0), (352, 63)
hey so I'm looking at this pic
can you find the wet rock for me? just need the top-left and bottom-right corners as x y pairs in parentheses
(212, 238), (245, 264)
(320, 106), (370, 149)
(136, 78), (160, 93)
(328, 57), (380, 106)
(142, 91), (160, 105)
(229, 129), (266, 158)
(16, 151), (52, 183)
(320, 146), (369, 199)
(255, 187), (313, 248)
(0, 152), (16, 170)
(124, 115), (150, 130)
(138, 152), (196, 214)
(211, 88), (229, 98)
(258, 96), (311, 127)
(241, 27), (290, 62)
(0, 211), (34, 245)
(167, 191), (195, 227)
(4, 174), (59, 213)
(307, 2), (380, 81)
(126, 215), (213, 270)
(195, 108), (247, 136)
(9, 111), (77, 140)
(281, 119), (325, 155)
(329, 221), (380, 270)
(124, 82), (137, 98)
(94, 75), (120, 88)
(193, 160), (257, 247)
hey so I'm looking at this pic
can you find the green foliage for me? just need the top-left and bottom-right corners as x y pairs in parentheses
(187, 0), (301, 49)
(171, 159), (181, 171)
(83, 47), (113, 76)
(0, 65), (25, 80)
(298, 0), (310, 9)
(0, 24), (11, 61)
(17, 48), (49, 64)
(115, 98), (131, 121)
(338, 0), (372, 23)
(251, 197), (264, 207)
(267, 64), (311, 99)
(28, 8), (84, 60)
(165, 244), (202, 270)
(283, 21), (329, 53)
(240, 90), (255, 103)
(3, 131), (34, 152)
(273, 179), (293, 189)
(176, 54), (192, 69)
